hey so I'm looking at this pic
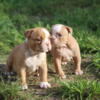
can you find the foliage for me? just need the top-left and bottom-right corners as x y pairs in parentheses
(87, 53), (100, 77)
(0, 0), (100, 55)
(0, 12), (24, 54)
(0, 79), (34, 100)
(0, 81), (22, 100)
(93, 53), (100, 69)
(56, 79), (100, 100)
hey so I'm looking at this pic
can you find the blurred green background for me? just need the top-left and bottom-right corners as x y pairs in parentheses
(0, 0), (100, 56)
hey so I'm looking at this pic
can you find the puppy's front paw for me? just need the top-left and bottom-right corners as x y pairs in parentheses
(21, 84), (28, 90)
(40, 82), (51, 88)
(75, 70), (83, 75)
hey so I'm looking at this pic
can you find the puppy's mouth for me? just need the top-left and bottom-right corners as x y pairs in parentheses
(41, 40), (52, 52)
(43, 49), (50, 52)
(41, 47), (51, 52)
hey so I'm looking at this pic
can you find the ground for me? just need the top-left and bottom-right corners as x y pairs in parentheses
(0, 55), (99, 100)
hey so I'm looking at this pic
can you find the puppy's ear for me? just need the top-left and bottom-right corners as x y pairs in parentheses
(24, 29), (33, 38)
(65, 26), (73, 34)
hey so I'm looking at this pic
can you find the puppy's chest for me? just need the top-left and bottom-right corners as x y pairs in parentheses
(56, 47), (73, 61)
(25, 52), (46, 72)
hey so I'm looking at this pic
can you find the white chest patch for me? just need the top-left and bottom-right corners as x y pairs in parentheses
(25, 52), (46, 72)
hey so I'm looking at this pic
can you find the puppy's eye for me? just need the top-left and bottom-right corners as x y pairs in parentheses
(56, 33), (62, 37)
(31, 38), (41, 43)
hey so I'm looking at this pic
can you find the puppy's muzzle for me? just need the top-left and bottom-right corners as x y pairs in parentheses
(42, 40), (52, 52)
(50, 36), (57, 44)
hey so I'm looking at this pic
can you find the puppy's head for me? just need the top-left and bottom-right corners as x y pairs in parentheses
(50, 24), (72, 47)
(24, 27), (51, 52)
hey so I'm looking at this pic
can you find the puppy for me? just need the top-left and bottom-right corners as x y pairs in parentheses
(7, 27), (51, 90)
(50, 24), (83, 78)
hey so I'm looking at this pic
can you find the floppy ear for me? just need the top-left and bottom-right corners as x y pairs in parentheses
(24, 29), (33, 38)
(65, 26), (73, 34)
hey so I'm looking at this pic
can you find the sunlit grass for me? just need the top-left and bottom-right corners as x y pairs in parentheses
(54, 79), (100, 100)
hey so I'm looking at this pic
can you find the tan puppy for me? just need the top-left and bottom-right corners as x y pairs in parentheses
(7, 27), (51, 90)
(50, 24), (83, 78)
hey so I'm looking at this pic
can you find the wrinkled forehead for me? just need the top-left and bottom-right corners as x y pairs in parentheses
(51, 24), (66, 35)
(31, 28), (50, 40)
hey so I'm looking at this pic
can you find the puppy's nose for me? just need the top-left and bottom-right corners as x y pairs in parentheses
(50, 36), (57, 44)
(50, 36), (55, 42)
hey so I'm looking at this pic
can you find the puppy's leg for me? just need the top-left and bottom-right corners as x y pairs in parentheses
(73, 56), (83, 75)
(20, 67), (28, 90)
(54, 56), (66, 79)
(39, 62), (51, 88)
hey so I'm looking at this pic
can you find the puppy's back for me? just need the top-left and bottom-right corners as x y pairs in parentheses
(7, 43), (26, 72)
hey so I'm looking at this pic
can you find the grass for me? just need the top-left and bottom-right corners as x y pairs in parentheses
(0, 80), (22, 100)
(0, 79), (35, 100)
(0, 0), (100, 100)
(53, 79), (100, 100)
(0, 57), (100, 100)
(0, 0), (100, 55)
(87, 53), (100, 77)
(0, 76), (99, 100)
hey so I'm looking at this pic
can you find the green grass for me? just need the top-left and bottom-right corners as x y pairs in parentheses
(0, 0), (100, 55)
(0, 80), (21, 100)
(0, 80), (34, 100)
(93, 53), (100, 69)
(0, 0), (100, 99)
(87, 53), (100, 77)
(54, 79), (100, 100)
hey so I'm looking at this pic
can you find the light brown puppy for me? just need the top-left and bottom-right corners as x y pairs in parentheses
(7, 27), (51, 90)
(51, 24), (83, 78)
